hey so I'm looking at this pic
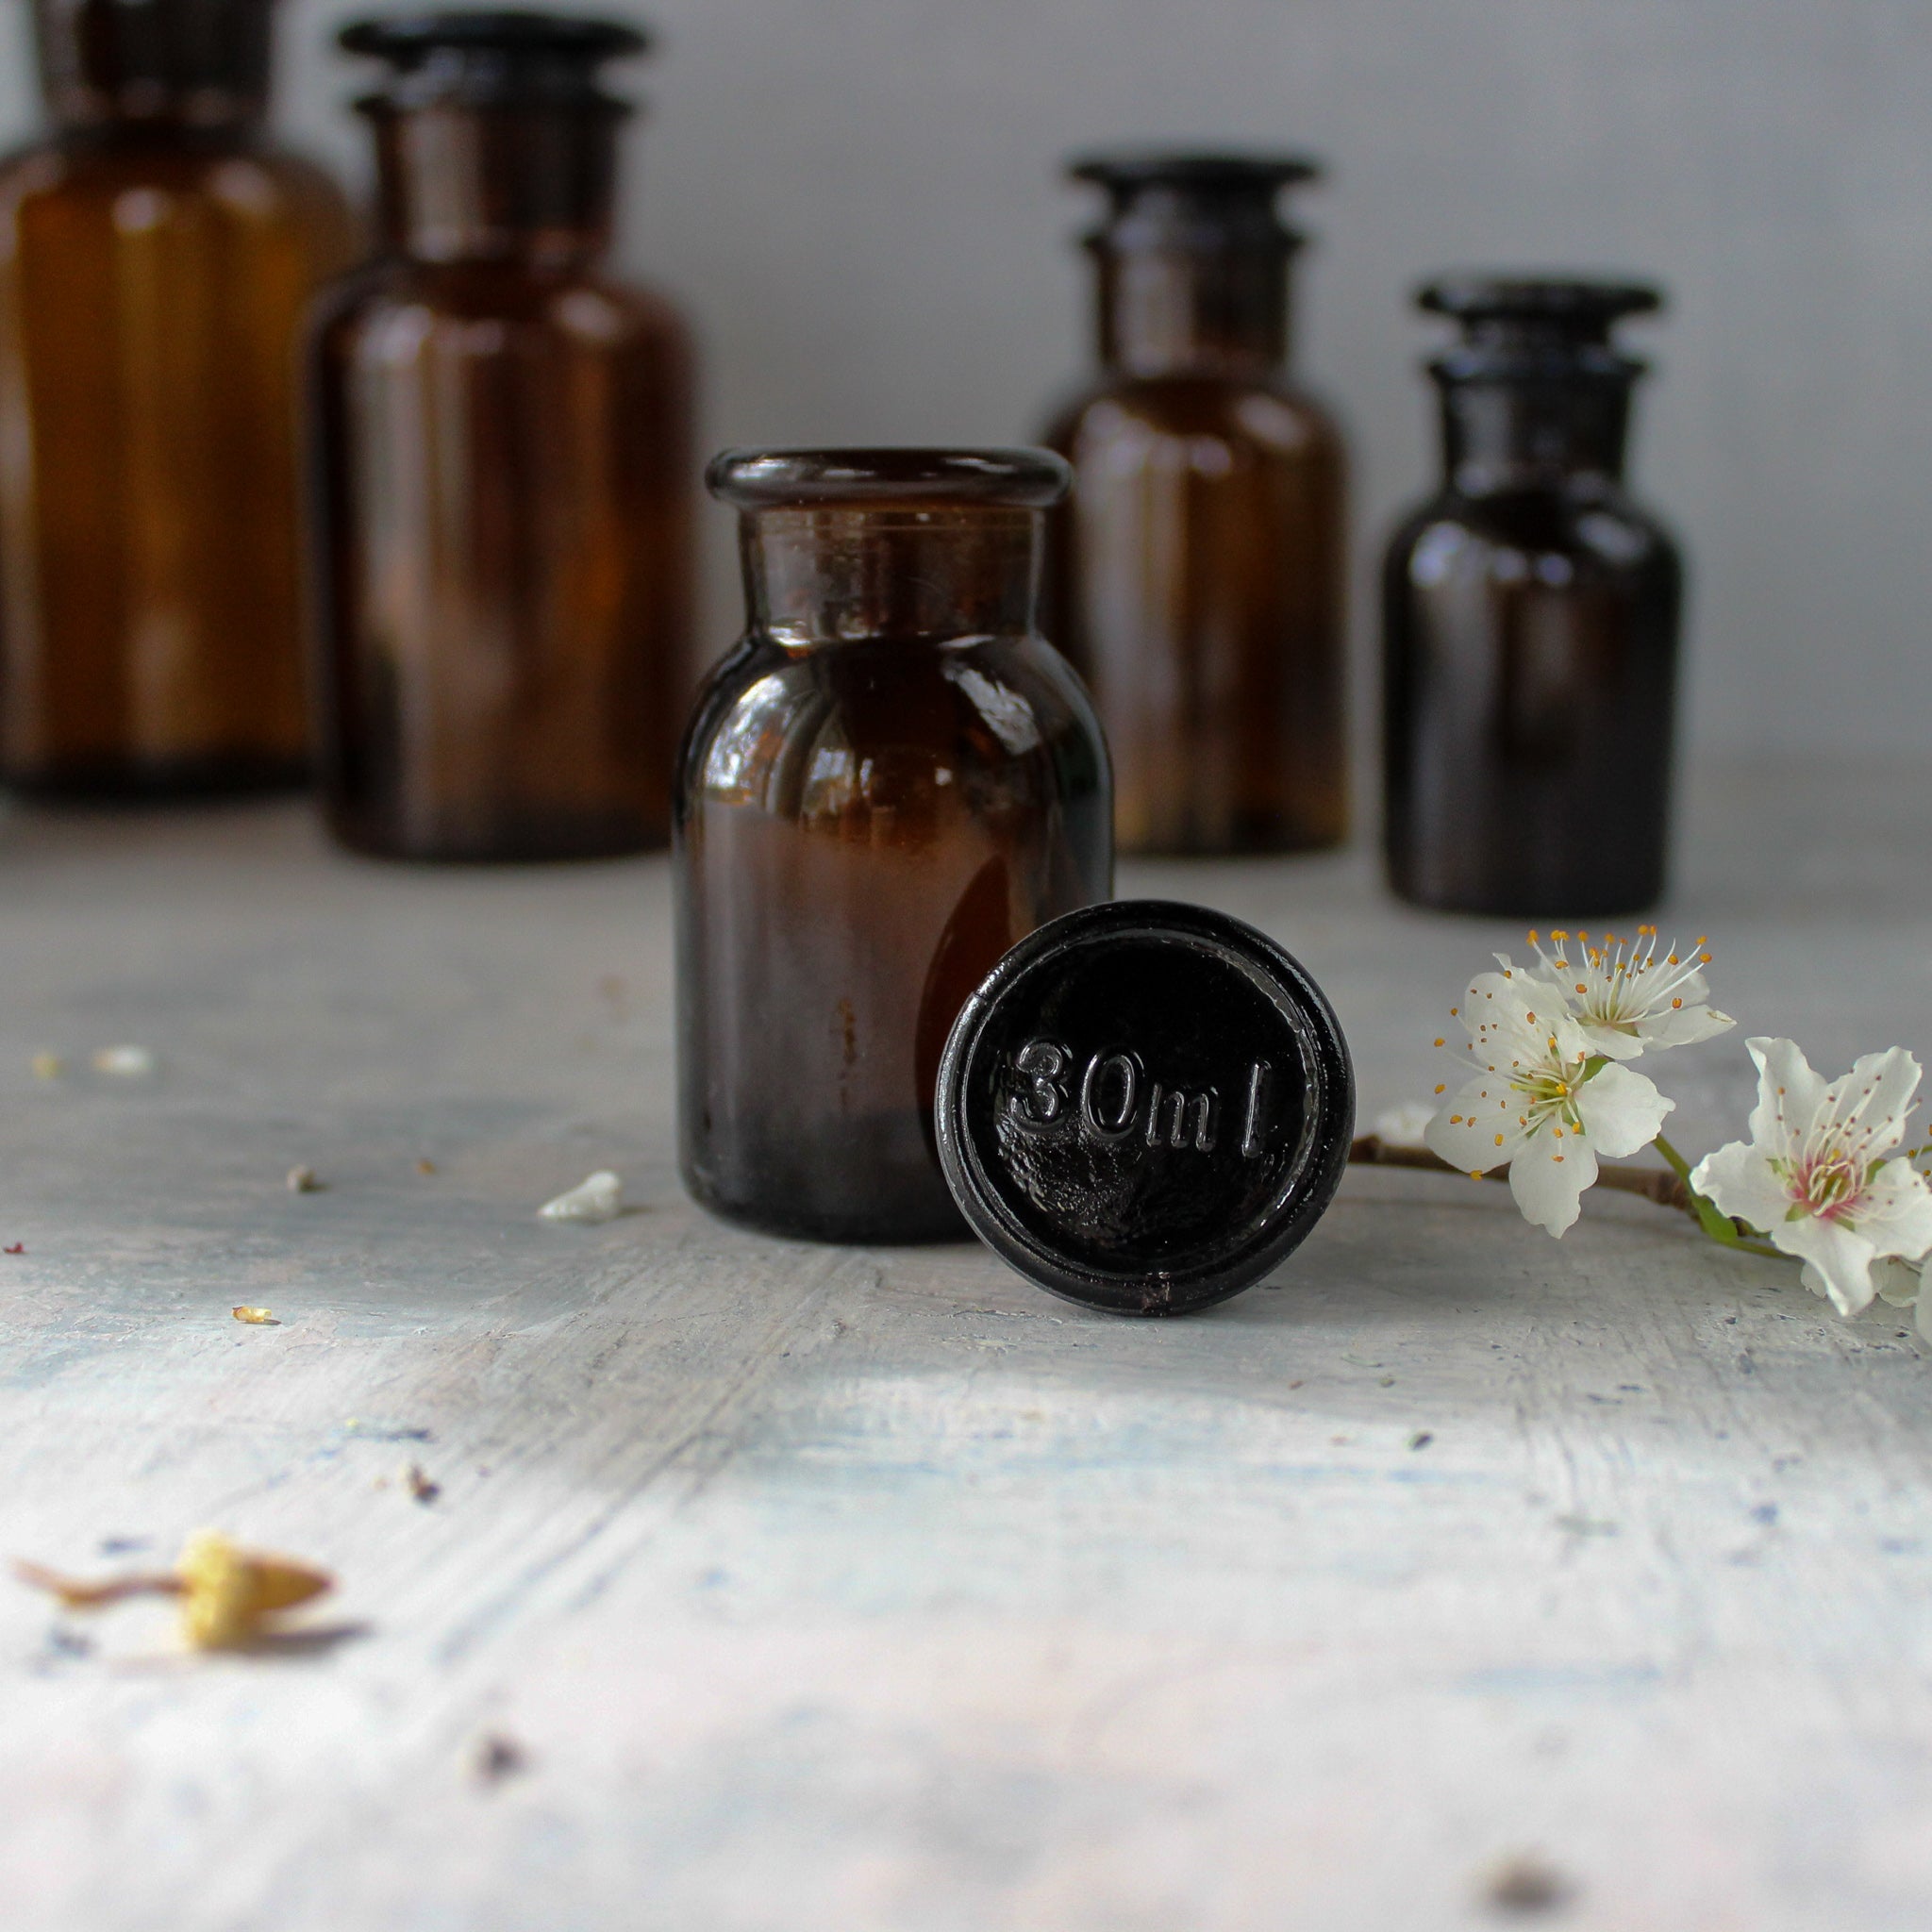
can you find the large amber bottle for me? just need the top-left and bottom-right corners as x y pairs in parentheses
(311, 12), (693, 860)
(1043, 152), (1346, 856)
(0, 0), (352, 795)
(677, 449), (1112, 1244)
(1382, 278), (1683, 916)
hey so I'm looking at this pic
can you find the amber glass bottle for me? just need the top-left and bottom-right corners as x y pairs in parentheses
(0, 0), (351, 795)
(1383, 278), (1683, 916)
(311, 12), (693, 860)
(678, 449), (1113, 1244)
(1043, 152), (1346, 856)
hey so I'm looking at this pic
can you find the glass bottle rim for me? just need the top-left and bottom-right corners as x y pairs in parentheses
(1418, 275), (1663, 327)
(340, 12), (649, 62)
(1067, 150), (1322, 193)
(707, 447), (1072, 512)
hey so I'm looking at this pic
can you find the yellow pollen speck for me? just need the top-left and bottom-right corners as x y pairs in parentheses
(1574, 983), (1586, 993)
(1494, 1134), (1505, 1146)
(1434, 1037), (1445, 1047)
(1451, 1115), (1464, 1124)
(1673, 997), (1683, 1008)
(1469, 1170), (1483, 1180)
(1435, 1083), (1446, 1094)
(1553, 1154), (1565, 1163)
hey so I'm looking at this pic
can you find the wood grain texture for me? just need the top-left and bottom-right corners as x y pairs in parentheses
(3, 761), (1930, 1931)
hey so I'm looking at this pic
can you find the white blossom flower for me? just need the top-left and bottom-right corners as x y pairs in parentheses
(1690, 1039), (1932, 1316)
(1869, 1256), (1932, 1343)
(1493, 926), (1732, 1062)
(1425, 974), (1675, 1238)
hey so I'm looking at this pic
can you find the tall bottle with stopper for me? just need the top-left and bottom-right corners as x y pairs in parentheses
(1042, 151), (1347, 856)
(311, 10), (694, 860)
(0, 0), (352, 795)
(1382, 277), (1684, 916)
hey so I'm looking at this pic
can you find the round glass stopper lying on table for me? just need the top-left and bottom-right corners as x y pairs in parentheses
(935, 901), (1354, 1315)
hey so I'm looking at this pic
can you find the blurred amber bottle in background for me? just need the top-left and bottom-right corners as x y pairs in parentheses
(1043, 152), (1347, 856)
(0, 0), (352, 795)
(1382, 278), (1682, 916)
(311, 11), (694, 861)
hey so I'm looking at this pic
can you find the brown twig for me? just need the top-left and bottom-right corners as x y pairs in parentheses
(1348, 1134), (1695, 1215)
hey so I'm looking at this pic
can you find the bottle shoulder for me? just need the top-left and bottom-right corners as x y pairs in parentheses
(1387, 480), (1680, 578)
(0, 131), (347, 217)
(1047, 372), (1343, 465)
(315, 258), (692, 357)
(680, 632), (1104, 800)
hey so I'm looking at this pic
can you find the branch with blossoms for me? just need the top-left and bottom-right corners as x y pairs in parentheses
(1354, 928), (1932, 1340)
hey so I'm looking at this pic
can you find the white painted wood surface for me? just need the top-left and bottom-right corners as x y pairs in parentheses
(3, 764), (1930, 1931)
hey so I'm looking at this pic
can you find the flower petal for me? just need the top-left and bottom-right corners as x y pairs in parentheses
(1632, 1003), (1734, 1052)
(1773, 1214), (1880, 1316)
(1426, 1079), (1525, 1174)
(1855, 1159), (1932, 1261)
(1574, 1062), (1674, 1158)
(1743, 1038), (1827, 1159)
(1508, 1132), (1598, 1238)
(1690, 1140), (1790, 1236)
(1871, 1256), (1924, 1308)
(1824, 1047), (1923, 1160)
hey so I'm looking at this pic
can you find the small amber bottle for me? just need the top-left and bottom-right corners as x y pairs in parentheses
(311, 12), (694, 860)
(1043, 152), (1347, 856)
(1383, 278), (1684, 916)
(0, 0), (352, 796)
(678, 449), (1113, 1244)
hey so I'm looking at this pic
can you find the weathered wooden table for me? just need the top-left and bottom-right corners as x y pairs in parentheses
(4, 766), (1928, 1931)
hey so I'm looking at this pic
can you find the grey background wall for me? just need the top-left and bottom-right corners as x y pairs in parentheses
(2, 0), (1925, 763)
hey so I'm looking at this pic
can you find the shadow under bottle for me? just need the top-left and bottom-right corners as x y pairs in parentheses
(1382, 277), (1684, 917)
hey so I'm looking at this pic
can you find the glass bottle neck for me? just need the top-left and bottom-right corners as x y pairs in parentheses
(1437, 376), (1634, 493)
(36, 0), (274, 131)
(744, 508), (1042, 647)
(1093, 245), (1291, 378)
(368, 103), (619, 268)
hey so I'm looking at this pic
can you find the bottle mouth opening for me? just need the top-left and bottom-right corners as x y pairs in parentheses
(708, 448), (1072, 512)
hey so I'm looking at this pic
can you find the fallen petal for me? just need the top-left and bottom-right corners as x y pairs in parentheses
(539, 1171), (624, 1224)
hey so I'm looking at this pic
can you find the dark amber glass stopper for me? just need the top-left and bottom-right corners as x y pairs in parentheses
(936, 901), (1353, 1317)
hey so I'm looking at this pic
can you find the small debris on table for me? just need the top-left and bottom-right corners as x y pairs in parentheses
(92, 1045), (156, 1078)
(403, 1462), (441, 1505)
(286, 1164), (323, 1193)
(232, 1307), (278, 1325)
(1481, 1852), (1572, 1914)
(415, 1158), (438, 1175)
(15, 1530), (335, 1652)
(539, 1170), (623, 1224)
(4, 1243), (23, 1256)
(472, 1732), (531, 1785)
(29, 1051), (63, 1080)
(342, 1418), (432, 1442)
(1409, 1430), (1434, 1450)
